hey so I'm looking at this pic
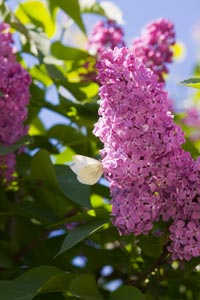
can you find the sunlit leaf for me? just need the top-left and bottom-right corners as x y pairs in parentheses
(48, 0), (86, 33)
(51, 42), (90, 61)
(180, 78), (200, 89)
(15, 0), (56, 37)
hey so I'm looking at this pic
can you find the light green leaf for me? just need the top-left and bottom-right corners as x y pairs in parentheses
(69, 274), (103, 300)
(0, 136), (33, 155)
(15, 0), (56, 37)
(109, 286), (145, 300)
(180, 78), (200, 89)
(48, 0), (86, 33)
(56, 220), (106, 256)
(51, 42), (90, 61)
(80, 0), (124, 24)
(55, 165), (91, 207)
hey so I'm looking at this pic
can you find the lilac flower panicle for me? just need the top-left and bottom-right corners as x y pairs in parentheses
(87, 19), (125, 56)
(93, 47), (200, 261)
(131, 18), (175, 82)
(0, 23), (15, 62)
(0, 22), (31, 183)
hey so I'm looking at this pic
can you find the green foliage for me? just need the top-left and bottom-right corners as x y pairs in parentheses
(180, 77), (200, 89)
(1, 1), (200, 300)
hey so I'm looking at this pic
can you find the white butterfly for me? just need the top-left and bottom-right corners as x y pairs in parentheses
(70, 155), (103, 185)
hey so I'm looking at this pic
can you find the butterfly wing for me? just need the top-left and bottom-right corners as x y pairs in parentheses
(70, 155), (103, 185)
(78, 164), (103, 185)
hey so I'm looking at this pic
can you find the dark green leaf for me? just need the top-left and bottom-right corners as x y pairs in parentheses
(30, 149), (61, 192)
(69, 274), (103, 300)
(55, 165), (91, 208)
(109, 286), (145, 300)
(38, 273), (77, 294)
(56, 220), (106, 256)
(138, 235), (163, 257)
(47, 124), (87, 146)
(0, 266), (63, 300)
(0, 136), (33, 155)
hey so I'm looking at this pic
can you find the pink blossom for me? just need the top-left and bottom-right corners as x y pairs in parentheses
(93, 47), (200, 260)
(87, 19), (125, 56)
(131, 18), (175, 82)
(0, 22), (31, 183)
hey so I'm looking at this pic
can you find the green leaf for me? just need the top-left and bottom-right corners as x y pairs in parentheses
(48, 0), (86, 33)
(0, 266), (63, 300)
(69, 274), (103, 300)
(38, 273), (77, 294)
(0, 136), (33, 155)
(109, 286), (145, 300)
(30, 150), (75, 217)
(56, 220), (106, 256)
(138, 235), (163, 257)
(180, 78), (200, 89)
(55, 165), (91, 208)
(30, 149), (61, 192)
(80, 0), (123, 24)
(80, 0), (105, 15)
(51, 42), (90, 61)
(0, 250), (12, 269)
(15, 0), (56, 37)
(47, 125), (88, 146)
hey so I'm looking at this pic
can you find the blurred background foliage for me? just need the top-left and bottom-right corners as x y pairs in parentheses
(0, 1), (200, 300)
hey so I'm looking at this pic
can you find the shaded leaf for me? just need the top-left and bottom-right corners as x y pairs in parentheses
(0, 136), (33, 155)
(55, 165), (91, 207)
(109, 286), (145, 300)
(69, 274), (103, 300)
(56, 220), (106, 256)
(138, 235), (163, 257)
(0, 266), (63, 300)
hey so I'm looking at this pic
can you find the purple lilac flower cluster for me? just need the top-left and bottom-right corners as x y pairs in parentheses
(87, 19), (125, 56)
(0, 23), (15, 62)
(93, 47), (200, 261)
(0, 22), (31, 183)
(131, 18), (175, 82)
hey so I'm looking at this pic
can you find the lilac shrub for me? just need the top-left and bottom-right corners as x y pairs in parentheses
(131, 18), (175, 82)
(0, 23), (31, 183)
(93, 47), (200, 261)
